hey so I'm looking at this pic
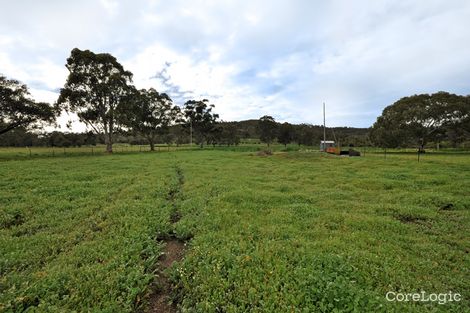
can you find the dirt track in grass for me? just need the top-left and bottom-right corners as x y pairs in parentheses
(148, 238), (186, 313)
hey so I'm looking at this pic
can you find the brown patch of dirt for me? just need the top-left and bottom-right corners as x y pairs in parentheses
(256, 149), (273, 156)
(395, 214), (431, 228)
(148, 239), (186, 313)
(170, 211), (182, 224)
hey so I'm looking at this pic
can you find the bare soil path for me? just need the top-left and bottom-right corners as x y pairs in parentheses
(148, 164), (186, 313)
(148, 239), (186, 313)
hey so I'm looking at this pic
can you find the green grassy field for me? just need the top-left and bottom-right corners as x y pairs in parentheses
(1, 148), (469, 312)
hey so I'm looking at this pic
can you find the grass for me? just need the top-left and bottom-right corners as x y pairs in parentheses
(0, 148), (469, 312)
(0, 144), (267, 160)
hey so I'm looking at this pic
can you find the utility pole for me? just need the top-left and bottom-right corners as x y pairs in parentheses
(323, 102), (326, 151)
(189, 118), (193, 147)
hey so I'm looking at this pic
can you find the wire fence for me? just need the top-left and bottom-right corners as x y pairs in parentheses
(0, 144), (193, 159)
(0, 144), (468, 161)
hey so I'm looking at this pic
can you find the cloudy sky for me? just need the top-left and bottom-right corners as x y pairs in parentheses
(1, 0), (469, 131)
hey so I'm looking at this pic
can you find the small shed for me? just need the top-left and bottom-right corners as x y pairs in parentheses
(320, 140), (335, 152)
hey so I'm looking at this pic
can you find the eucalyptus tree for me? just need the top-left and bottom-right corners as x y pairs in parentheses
(370, 92), (470, 149)
(1, 75), (56, 135)
(258, 115), (278, 146)
(57, 48), (133, 153)
(123, 88), (181, 151)
(183, 99), (219, 148)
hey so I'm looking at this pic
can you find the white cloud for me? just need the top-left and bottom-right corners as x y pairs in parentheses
(30, 59), (68, 90)
(0, 52), (30, 82)
(100, 0), (119, 16)
(1, 0), (470, 129)
(28, 88), (57, 104)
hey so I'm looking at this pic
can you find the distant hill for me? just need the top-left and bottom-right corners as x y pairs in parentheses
(219, 119), (370, 146)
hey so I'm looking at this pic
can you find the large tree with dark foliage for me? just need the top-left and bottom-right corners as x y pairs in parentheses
(1, 75), (56, 136)
(369, 114), (408, 151)
(370, 92), (470, 149)
(444, 95), (470, 146)
(122, 88), (181, 151)
(183, 99), (219, 148)
(278, 122), (294, 147)
(258, 115), (278, 146)
(57, 48), (133, 153)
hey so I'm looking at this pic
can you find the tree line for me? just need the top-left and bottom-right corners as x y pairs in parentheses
(2, 48), (469, 151)
(0, 118), (371, 148)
